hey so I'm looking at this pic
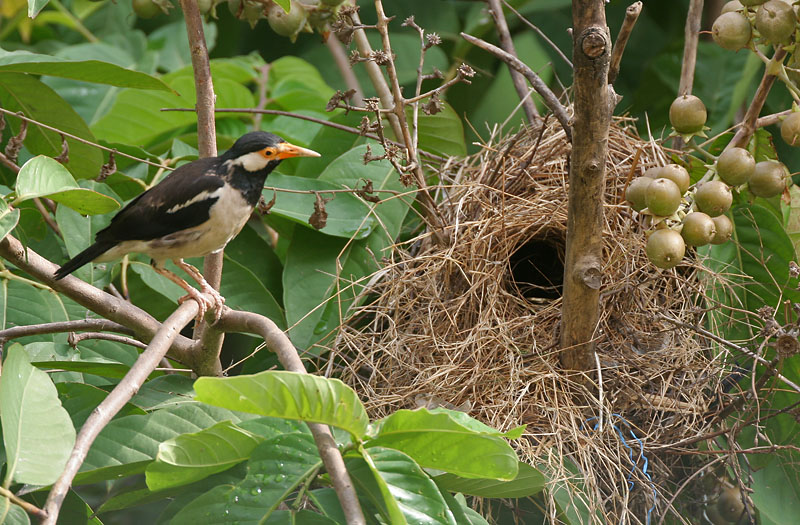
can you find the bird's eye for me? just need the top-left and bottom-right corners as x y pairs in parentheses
(261, 148), (276, 158)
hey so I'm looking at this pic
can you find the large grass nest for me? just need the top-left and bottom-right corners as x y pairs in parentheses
(337, 117), (729, 523)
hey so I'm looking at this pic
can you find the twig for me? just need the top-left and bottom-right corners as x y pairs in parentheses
(0, 319), (132, 346)
(500, 0), (572, 68)
(677, 0), (703, 96)
(0, 107), (166, 169)
(0, 486), (47, 520)
(214, 308), (366, 525)
(41, 301), (199, 524)
(179, 0), (225, 377)
(33, 197), (62, 237)
(326, 34), (364, 105)
(487, 0), (539, 124)
(0, 234), (195, 362)
(161, 107), (447, 163)
(68, 331), (147, 349)
(460, 32), (572, 142)
(730, 48), (787, 149)
(755, 108), (792, 128)
(608, 2), (642, 84)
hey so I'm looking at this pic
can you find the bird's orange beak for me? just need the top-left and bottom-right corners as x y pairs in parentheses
(275, 142), (321, 159)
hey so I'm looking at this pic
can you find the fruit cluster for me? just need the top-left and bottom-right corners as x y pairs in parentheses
(132, 0), (345, 41)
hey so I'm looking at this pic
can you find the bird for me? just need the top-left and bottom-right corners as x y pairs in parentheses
(54, 131), (320, 319)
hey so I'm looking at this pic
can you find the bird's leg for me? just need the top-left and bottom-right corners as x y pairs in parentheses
(172, 258), (226, 321)
(151, 261), (212, 321)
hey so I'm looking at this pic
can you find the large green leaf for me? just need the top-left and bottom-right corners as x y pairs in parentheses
(265, 173), (376, 239)
(57, 382), (146, 429)
(194, 370), (369, 439)
(750, 451), (800, 525)
(0, 49), (171, 91)
(434, 461), (545, 498)
(0, 499), (29, 525)
(0, 198), (20, 241)
(367, 409), (519, 480)
(14, 156), (119, 214)
(0, 73), (104, 179)
(0, 280), (69, 339)
(169, 433), (321, 524)
(0, 344), (76, 485)
(146, 420), (264, 491)
(220, 253), (285, 329)
(411, 101), (467, 158)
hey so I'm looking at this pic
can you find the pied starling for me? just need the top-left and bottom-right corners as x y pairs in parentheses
(54, 131), (320, 318)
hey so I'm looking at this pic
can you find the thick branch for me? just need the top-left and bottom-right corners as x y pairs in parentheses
(560, 5), (613, 371)
(678, 0), (703, 96)
(0, 235), (194, 362)
(487, 0), (539, 123)
(42, 302), (198, 524)
(608, 1), (642, 84)
(179, 0), (224, 375)
(214, 309), (366, 525)
(460, 32), (572, 142)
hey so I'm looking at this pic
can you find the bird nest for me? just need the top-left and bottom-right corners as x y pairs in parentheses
(336, 117), (728, 523)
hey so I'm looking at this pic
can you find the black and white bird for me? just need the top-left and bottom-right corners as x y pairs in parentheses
(54, 131), (319, 318)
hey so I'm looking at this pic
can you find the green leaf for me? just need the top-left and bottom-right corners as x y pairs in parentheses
(412, 102), (467, 159)
(146, 420), (264, 491)
(0, 73), (104, 179)
(57, 382), (146, 429)
(0, 198), (20, 241)
(272, 0), (291, 12)
(265, 173), (376, 239)
(220, 253), (286, 329)
(14, 156), (119, 214)
(27, 0), (48, 17)
(128, 375), (196, 411)
(33, 360), (148, 380)
(367, 408), (518, 480)
(0, 49), (172, 91)
(434, 461), (546, 498)
(194, 370), (369, 439)
(169, 434), (322, 524)
(750, 451), (800, 525)
(0, 499), (30, 525)
(0, 344), (76, 485)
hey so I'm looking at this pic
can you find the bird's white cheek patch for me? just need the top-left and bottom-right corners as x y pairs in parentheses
(166, 188), (223, 214)
(232, 151), (270, 172)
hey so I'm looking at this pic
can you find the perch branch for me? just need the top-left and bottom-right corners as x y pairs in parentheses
(41, 301), (199, 525)
(460, 32), (572, 142)
(0, 319), (132, 346)
(608, 1), (642, 84)
(730, 48), (787, 149)
(559, 5), (612, 371)
(214, 308), (366, 525)
(68, 331), (147, 349)
(0, 235), (195, 362)
(179, 0), (225, 376)
(678, 0), (703, 96)
(487, 0), (539, 123)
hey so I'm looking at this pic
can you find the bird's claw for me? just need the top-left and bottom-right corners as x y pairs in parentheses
(178, 287), (225, 322)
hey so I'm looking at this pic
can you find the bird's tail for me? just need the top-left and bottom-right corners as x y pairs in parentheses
(54, 241), (116, 280)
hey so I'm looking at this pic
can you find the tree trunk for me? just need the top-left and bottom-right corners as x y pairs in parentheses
(560, 2), (613, 371)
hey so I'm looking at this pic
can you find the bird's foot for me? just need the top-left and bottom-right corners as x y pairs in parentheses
(177, 288), (214, 321)
(199, 284), (226, 323)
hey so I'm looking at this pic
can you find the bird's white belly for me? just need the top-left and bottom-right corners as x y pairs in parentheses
(101, 185), (253, 263)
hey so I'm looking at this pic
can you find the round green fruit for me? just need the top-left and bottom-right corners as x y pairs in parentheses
(749, 160), (789, 197)
(133, 0), (162, 18)
(669, 95), (708, 134)
(781, 111), (800, 146)
(717, 147), (755, 185)
(645, 164), (690, 194)
(646, 229), (686, 269)
(645, 178), (682, 217)
(721, 0), (745, 12)
(717, 485), (746, 522)
(713, 12), (752, 51)
(681, 212), (716, 246)
(625, 177), (653, 212)
(267, 1), (307, 41)
(711, 215), (734, 244)
(196, 0), (212, 13)
(695, 180), (733, 217)
(741, 0), (767, 4)
(756, 0), (796, 45)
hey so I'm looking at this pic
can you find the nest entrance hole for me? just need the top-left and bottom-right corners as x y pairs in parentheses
(508, 235), (565, 300)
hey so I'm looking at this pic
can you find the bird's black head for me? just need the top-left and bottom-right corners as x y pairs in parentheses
(222, 131), (320, 173)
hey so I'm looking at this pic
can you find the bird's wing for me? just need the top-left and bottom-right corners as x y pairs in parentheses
(97, 158), (227, 242)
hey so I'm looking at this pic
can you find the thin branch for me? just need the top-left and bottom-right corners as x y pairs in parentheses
(487, 0), (539, 124)
(678, 0), (703, 96)
(33, 198), (62, 237)
(0, 235), (195, 362)
(214, 309), (366, 525)
(0, 319), (132, 346)
(460, 32), (572, 142)
(608, 1), (642, 84)
(0, 107), (166, 169)
(68, 331), (147, 349)
(0, 486), (47, 520)
(326, 34), (365, 105)
(730, 48), (787, 148)
(179, 0), (224, 377)
(41, 302), (199, 524)
(161, 107), (447, 162)
(755, 108), (792, 128)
